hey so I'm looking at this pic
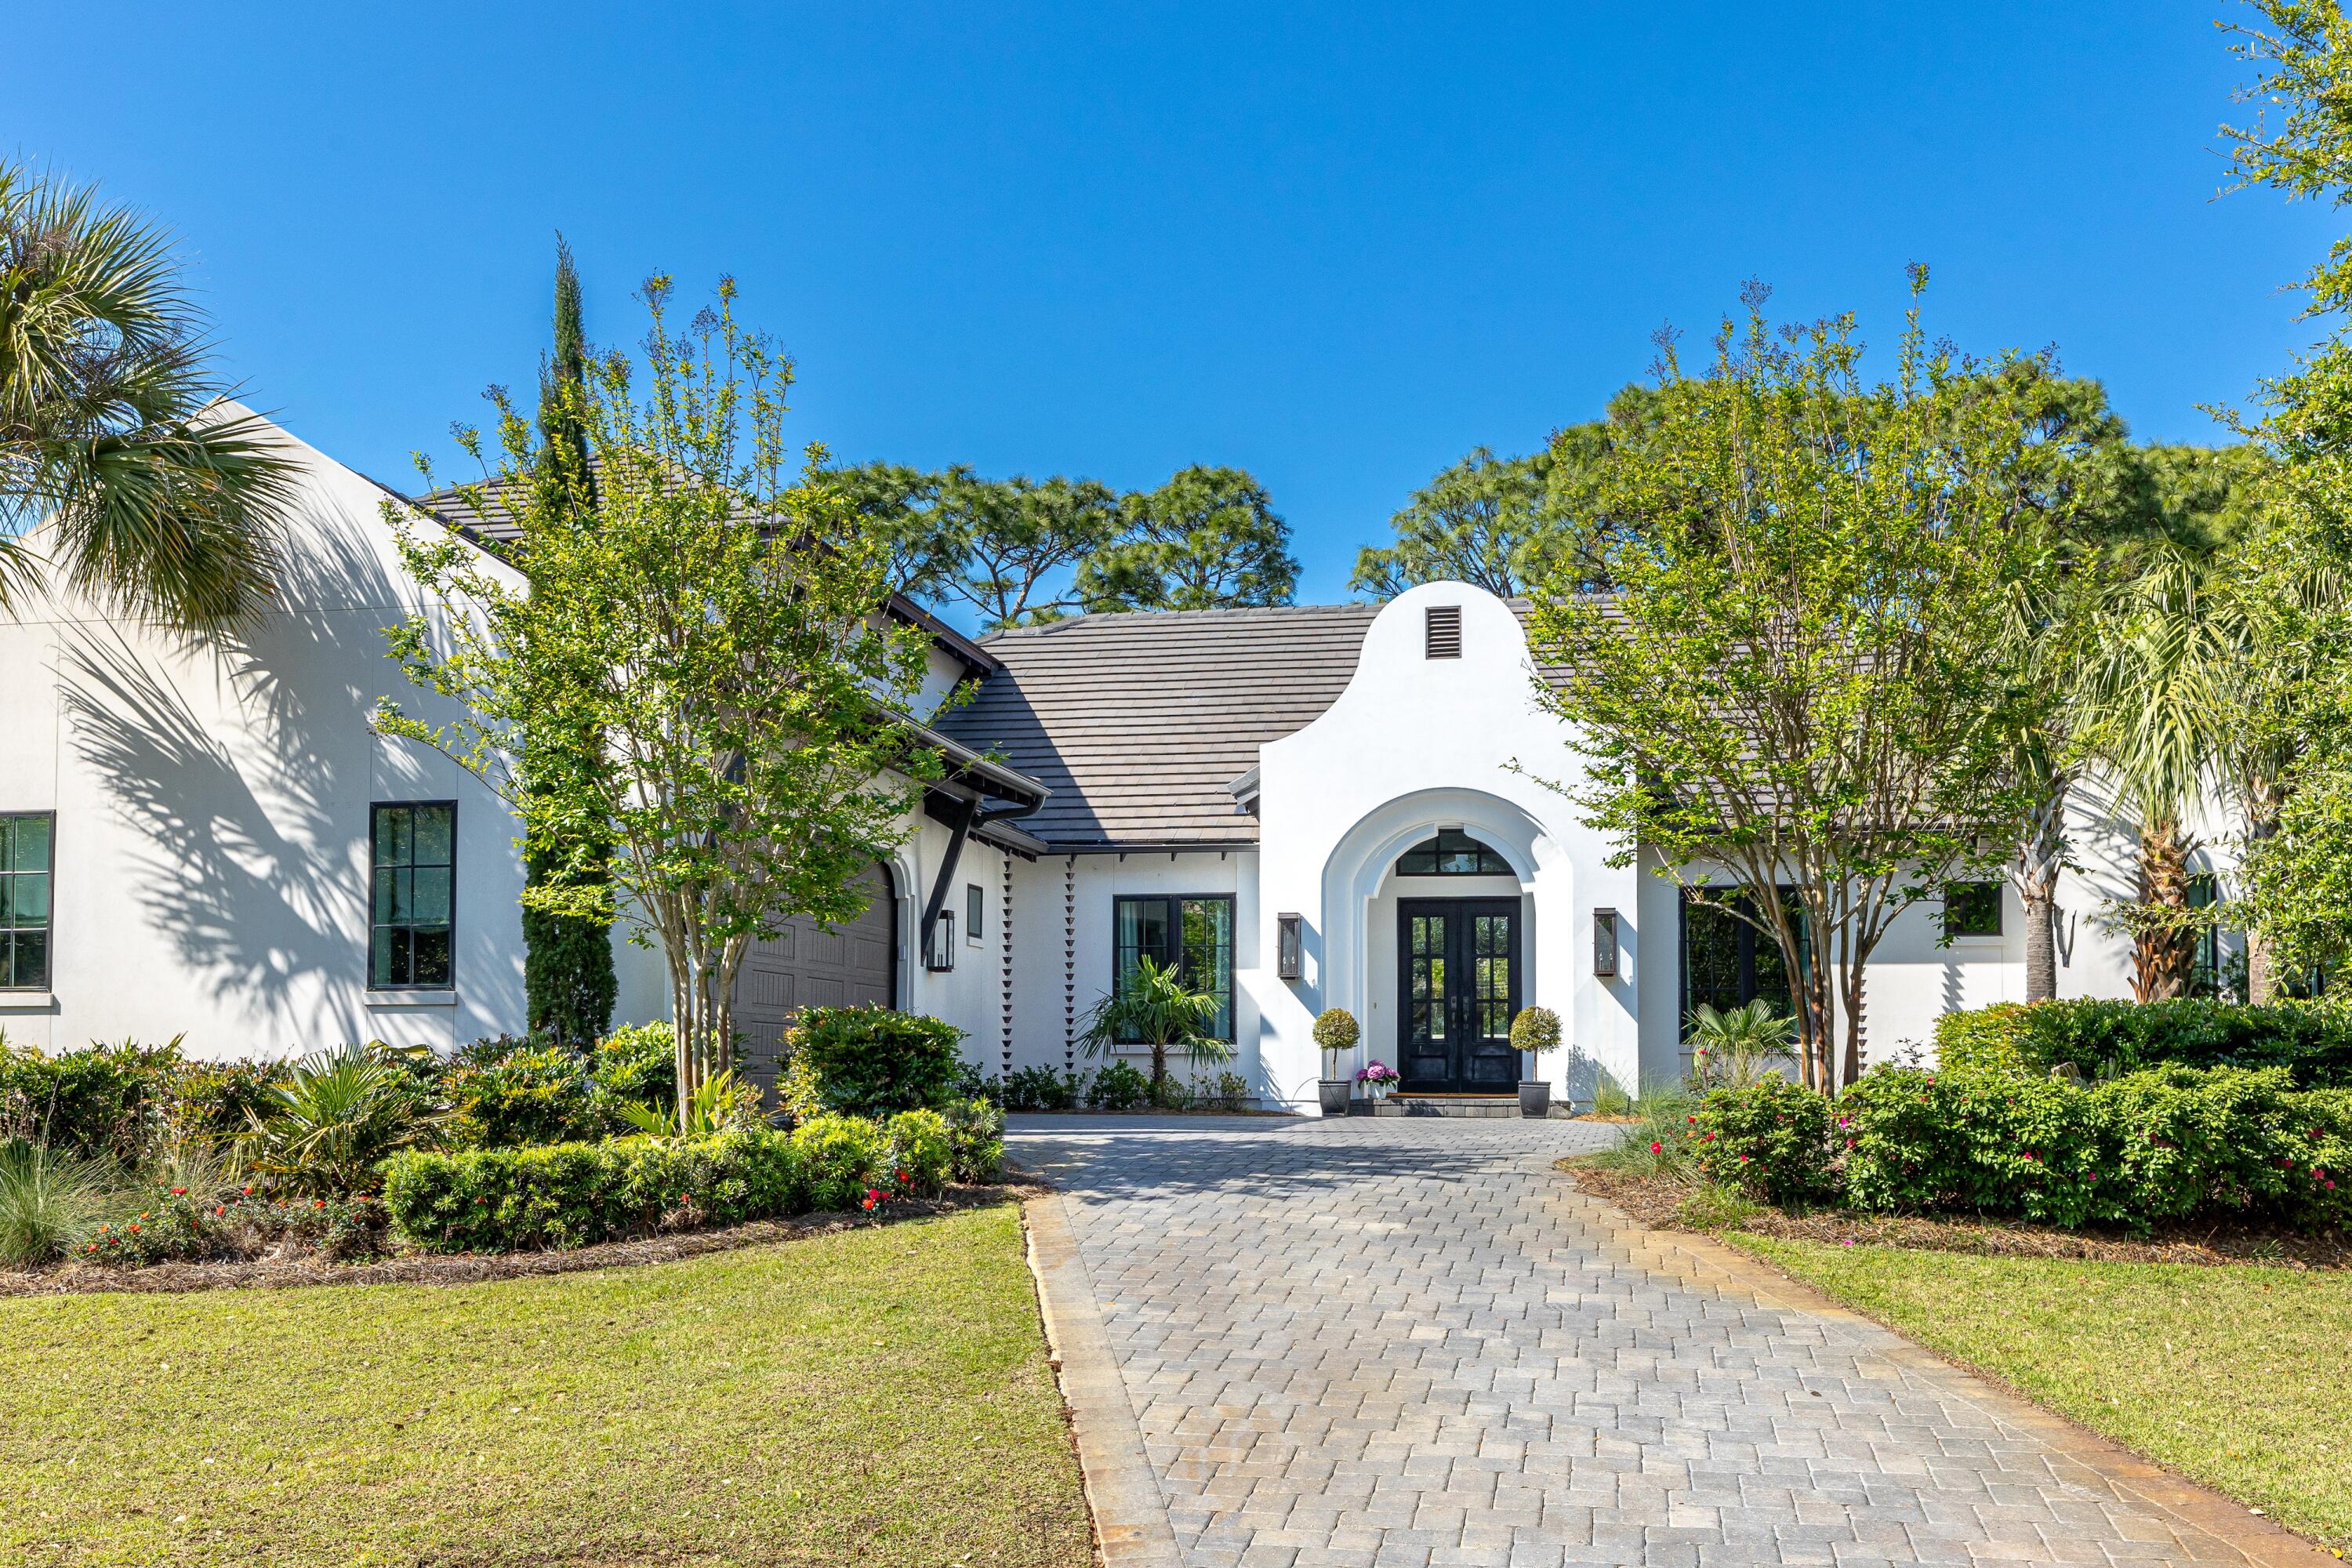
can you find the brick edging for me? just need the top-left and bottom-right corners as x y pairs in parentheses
(1023, 1190), (1183, 1567)
(1564, 1179), (2338, 1566)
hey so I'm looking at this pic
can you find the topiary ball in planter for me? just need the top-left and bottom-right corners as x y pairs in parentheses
(1312, 1008), (1360, 1116)
(1508, 1006), (1563, 1118)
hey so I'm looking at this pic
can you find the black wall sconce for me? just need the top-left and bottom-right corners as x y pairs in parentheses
(925, 911), (956, 971)
(1592, 907), (1619, 978)
(1276, 913), (1302, 980)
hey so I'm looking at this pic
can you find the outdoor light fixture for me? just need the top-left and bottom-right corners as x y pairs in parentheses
(1592, 908), (1619, 978)
(926, 912), (956, 972)
(1276, 913), (1302, 980)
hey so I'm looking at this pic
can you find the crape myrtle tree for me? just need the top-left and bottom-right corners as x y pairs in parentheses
(379, 277), (938, 1126)
(0, 159), (295, 630)
(519, 238), (618, 1045)
(1524, 275), (2091, 1092)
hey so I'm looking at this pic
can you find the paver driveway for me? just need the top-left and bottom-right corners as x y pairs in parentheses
(1009, 1114), (2307, 1568)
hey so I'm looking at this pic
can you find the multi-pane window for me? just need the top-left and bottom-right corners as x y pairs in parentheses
(1681, 887), (1805, 1033)
(1112, 895), (1234, 1041)
(1396, 829), (1511, 877)
(1942, 882), (2003, 938)
(2189, 873), (2222, 997)
(0, 814), (53, 990)
(371, 802), (456, 989)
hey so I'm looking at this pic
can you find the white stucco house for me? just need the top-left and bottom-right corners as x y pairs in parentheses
(0, 412), (2241, 1109)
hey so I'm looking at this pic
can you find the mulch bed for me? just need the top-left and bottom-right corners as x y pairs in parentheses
(0, 1182), (1038, 1299)
(1564, 1161), (2352, 1271)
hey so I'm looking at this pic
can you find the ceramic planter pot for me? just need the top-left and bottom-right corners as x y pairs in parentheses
(1519, 1080), (1552, 1119)
(1319, 1078), (1354, 1117)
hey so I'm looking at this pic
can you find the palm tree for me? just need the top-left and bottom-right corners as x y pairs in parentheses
(1080, 956), (1235, 1105)
(1, 160), (291, 630)
(2076, 549), (2230, 1000)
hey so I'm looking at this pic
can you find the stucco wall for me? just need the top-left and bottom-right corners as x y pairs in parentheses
(1250, 582), (1643, 1109)
(0, 414), (528, 1061)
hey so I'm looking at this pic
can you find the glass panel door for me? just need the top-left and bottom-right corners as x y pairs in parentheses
(1402, 908), (1450, 1087)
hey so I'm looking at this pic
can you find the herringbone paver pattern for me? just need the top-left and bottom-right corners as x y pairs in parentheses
(1009, 1115), (2274, 1568)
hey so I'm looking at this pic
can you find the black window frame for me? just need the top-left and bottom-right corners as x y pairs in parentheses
(1941, 881), (2004, 939)
(966, 881), (985, 945)
(2188, 872), (2222, 996)
(1111, 893), (1236, 1043)
(1395, 829), (1512, 877)
(0, 811), (55, 992)
(1678, 886), (1807, 1036)
(369, 800), (458, 991)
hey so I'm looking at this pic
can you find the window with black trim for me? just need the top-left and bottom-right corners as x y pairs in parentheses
(1395, 829), (1511, 877)
(0, 813), (53, 990)
(1680, 887), (1806, 1034)
(2189, 873), (2222, 996)
(371, 802), (456, 989)
(1112, 895), (1234, 1040)
(966, 883), (984, 944)
(1942, 881), (2002, 938)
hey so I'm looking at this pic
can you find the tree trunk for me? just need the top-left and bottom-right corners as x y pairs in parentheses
(2022, 885), (2058, 1004)
(2014, 782), (2067, 1004)
(2244, 803), (2282, 1005)
(2132, 818), (2198, 1003)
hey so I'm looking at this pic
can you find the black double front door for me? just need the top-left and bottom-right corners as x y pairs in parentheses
(1397, 898), (1522, 1093)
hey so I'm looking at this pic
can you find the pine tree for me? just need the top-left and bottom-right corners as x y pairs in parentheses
(521, 238), (618, 1046)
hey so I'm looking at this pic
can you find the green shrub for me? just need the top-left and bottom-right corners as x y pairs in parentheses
(162, 1060), (279, 1148)
(1838, 1064), (2352, 1231)
(884, 1109), (953, 1197)
(943, 1096), (1006, 1182)
(0, 1038), (178, 1163)
(1085, 1061), (1150, 1111)
(380, 1129), (810, 1254)
(1002, 1065), (1082, 1112)
(592, 1021), (677, 1113)
(443, 1039), (604, 1148)
(1689, 1078), (1835, 1203)
(244, 1045), (445, 1196)
(787, 1007), (967, 1118)
(1933, 998), (2352, 1087)
(789, 1113), (887, 1213)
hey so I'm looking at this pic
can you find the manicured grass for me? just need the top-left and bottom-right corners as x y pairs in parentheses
(1736, 1236), (2352, 1554)
(0, 1203), (1090, 1567)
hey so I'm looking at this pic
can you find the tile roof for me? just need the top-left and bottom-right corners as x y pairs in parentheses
(931, 604), (1384, 848)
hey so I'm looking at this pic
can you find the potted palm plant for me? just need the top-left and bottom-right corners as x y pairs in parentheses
(1312, 1007), (1359, 1116)
(1080, 956), (1235, 1108)
(1509, 1005), (1562, 1118)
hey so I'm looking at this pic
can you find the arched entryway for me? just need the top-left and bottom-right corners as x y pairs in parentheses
(732, 861), (898, 1092)
(1318, 791), (1558, 1090)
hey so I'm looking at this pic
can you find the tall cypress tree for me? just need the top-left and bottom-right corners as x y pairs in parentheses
(521, 237), (618, 1045)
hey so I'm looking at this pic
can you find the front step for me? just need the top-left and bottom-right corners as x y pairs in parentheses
(1367, 1094), (1522, 1119)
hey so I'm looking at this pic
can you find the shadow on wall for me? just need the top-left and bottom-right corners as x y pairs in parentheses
(52, 503), (410, 1047)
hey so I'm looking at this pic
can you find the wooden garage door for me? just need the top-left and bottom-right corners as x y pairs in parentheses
(732, 862), (897, 1094)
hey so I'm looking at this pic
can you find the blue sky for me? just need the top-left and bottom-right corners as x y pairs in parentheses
(6, 3), (2335, 613)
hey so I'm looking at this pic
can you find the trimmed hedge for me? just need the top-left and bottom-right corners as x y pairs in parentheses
(1837, 1065), (2352, 1230)
(1690, 1076), (1836, 1203)
(1934, 998), (2352, 1087)
(786, 1006), (967, 1118)
(1683, 1066), (2351, 1232)
(378, 1111), (972, 1254)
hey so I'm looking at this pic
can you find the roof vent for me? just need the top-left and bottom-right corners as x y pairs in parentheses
(1425, 604), (1462, 659)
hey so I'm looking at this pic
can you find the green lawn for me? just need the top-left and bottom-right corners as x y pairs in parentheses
(0, 1203), (1091, 1567)
(1737, 1236), (2352, 1554)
